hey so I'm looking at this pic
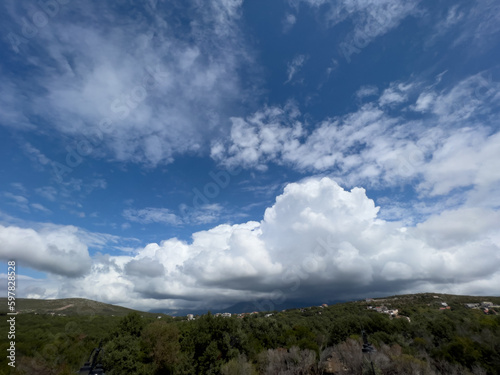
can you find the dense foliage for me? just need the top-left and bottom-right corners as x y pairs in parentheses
(1, 293), (499, 374)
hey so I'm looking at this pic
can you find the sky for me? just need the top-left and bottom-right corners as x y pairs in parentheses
(0, 0), (499, 313)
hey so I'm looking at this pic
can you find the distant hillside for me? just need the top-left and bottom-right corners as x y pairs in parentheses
(359, 292), (500, 308)
(149, 299), (351, 317)
(0, 297), (158, 317)
(151, 292), (500, 317)
(1, 292), (499, 318)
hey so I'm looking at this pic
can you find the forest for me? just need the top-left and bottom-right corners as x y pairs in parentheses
(1, 293), (499, 374)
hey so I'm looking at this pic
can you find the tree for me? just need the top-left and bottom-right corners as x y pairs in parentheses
(220, 354), (255, 375)
(257, 346), (317, 375)
(141, 321), (180, 374)
(116, 312), (145, 337)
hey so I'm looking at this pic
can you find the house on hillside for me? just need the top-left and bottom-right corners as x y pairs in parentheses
(387, 309), (399, 317)
(465, 303), (480, 309)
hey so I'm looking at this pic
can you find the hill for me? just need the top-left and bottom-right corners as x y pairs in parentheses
(0, 297), (159, 317)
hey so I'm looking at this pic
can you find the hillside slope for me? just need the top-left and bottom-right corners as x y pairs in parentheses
(0, 297), (149, 317)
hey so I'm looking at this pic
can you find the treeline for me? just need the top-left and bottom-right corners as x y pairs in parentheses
(1, 296), (500, 374)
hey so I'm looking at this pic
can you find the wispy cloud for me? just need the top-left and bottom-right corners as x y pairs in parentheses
(123, 207), (182, 226)
(1, 0), (255, 167)
(288, 0), (421, 61)
(30, 203), (52, 214)
(431, 0), (500, 51)
(212, 72), (500, 203)
(356, 85), (379, 99)
(282, 13), (297, 33)
(178, 203), (224, 225)
(285, 54), (308, 84)
(3, 192), (30, 212)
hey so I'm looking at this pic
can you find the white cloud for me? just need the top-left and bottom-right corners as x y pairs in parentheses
(30, 203), (52, 214)
(21, 142), (51, 167)
(3, 192), (28, 205)
(356, 85), (379, 99)
(0, 224), (92, 277)
(289, 0), (420, 60)
(178, 203), (224, 225)
(36, 186), (58, 201)
(420, 72), (499, 123)
(412, 91), (436, 112)
(418, 128), (500, 196)
(212, 73), (500, 201)
(123, 207), (181, 225)
(211, 104), (304, 171)
(285, 54), (308, 83)
(12, 177), (499, 310)
(3, 192), (30, 212)
(2, 0), (253, 167)
(431, 1), (500, 51)
(378, 83), (412, 106)
(282, 13), (297, 33)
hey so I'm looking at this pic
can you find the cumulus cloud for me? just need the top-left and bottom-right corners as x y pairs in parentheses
(0, 224), (92, 277)
(125, 258), (166, 278)
(12, 177), (499, 311)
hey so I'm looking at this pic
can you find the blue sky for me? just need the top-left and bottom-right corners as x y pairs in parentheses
(0, 0), (499, 312)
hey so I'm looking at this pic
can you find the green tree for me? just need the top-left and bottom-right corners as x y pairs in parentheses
(141, 321), (180, 374)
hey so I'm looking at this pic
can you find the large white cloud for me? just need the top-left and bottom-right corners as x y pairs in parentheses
(0, 224), (92, 277)
(10, 177), (499, 311)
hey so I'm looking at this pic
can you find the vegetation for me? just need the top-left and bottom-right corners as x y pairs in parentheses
(0, 297), (157, 317)
(1, 293), (499, 374)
